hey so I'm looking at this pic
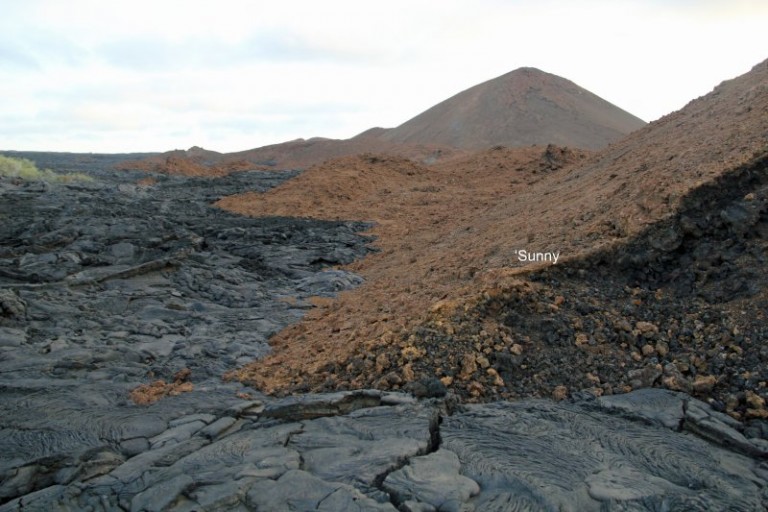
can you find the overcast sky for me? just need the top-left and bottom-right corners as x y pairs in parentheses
(1, 0), (766, 153)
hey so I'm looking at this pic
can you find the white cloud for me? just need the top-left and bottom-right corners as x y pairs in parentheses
(1, 0), (766, 152)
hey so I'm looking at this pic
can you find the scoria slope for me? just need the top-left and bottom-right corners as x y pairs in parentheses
(361, 67), (647, 150)
(224, 59), (768, 421)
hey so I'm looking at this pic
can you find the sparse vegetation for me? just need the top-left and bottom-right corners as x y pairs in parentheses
(0, 154), (92, 182)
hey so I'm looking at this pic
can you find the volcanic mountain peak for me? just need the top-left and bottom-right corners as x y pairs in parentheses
(366, 66), (647, 151)
(491, 66), (569, 90)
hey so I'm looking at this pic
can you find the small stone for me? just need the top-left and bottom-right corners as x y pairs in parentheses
(655, 341), (669, 357)
(173, 368), (191, 383)
(662, 363), (692, 393)
(586, 387), (604, 397)
(459, 353), (478, 380)
(631, 352), (643, 362)
(402, 363), (415, 382)
(487, 368), (504, 387)
(746, 390), (765, 410)
(168, 382), (194, 396)
(662, 375), (690, 393)
(467, 381), (484, 397)
(552, 385), (568, 401)
(614, 319), (632, 332)
(405, 378), (447, 398)
(725, 394), (740, 412)
(641, 344), (655, 357)
(554, 295), (565, 306)
(440, 376), (454, 387)
(375, 353), (391, 373)
(627, 365), (662, 389)
(692, 375), (717, 393)
(510, 343), (524, 355)
(386, 372), (402, 386)
(401, 345), (424, 361)
(692, 355), (707, 371)
(476, 355), (490, 369)
(575, 333), (589, 346)
(635, 321), (659, 335)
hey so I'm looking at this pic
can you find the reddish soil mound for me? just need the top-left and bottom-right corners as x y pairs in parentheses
(216, 153), (435, 221)
(364, 67), (647, 150)
(220, 60), (768, 419)
(218, 145), (590, 391)
(115, 147), (267, 177)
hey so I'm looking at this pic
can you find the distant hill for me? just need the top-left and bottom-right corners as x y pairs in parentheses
(114, 138), (466, 176)
(358, 67), (647, 150)
(114, 67), (645, 174)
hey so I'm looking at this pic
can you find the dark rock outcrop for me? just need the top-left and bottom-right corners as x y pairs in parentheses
(2, 388), (766, 511)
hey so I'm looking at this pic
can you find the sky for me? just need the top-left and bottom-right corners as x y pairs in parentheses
(1, 0), (766, 154)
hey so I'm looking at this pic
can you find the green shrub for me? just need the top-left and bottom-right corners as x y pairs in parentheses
(0, 155), (92, 182)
